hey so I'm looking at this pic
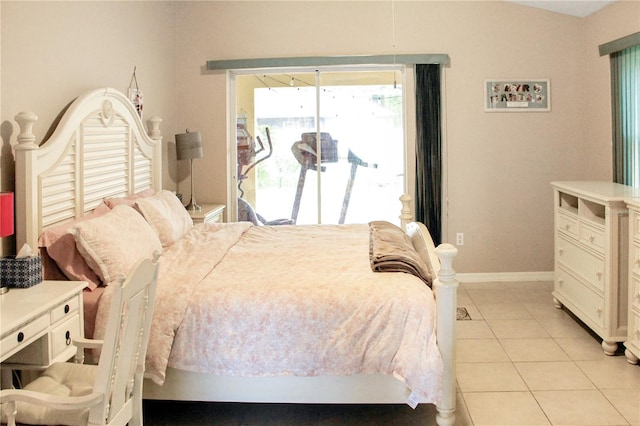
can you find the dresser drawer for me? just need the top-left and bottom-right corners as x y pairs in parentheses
(630, 209), (640, 242)
(0, 314), (49, 359)
(579, 223), (605, 253)
(556, 267), (605, 330)
(630, 275), (640, 312)
(557, 212), (578, 238)
(556, 235), (605, 292)
(627, 309), (640, 349)
(51, 314), (81, 359)
(50, 295), (79, 324)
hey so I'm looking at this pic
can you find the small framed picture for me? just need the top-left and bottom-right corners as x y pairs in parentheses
(484, 79), (550, 112)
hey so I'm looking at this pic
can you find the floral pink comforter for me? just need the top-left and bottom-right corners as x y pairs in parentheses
(96, 222), (443, 403)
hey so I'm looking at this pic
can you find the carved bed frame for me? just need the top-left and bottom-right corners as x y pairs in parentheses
(13, 88), (458, 426)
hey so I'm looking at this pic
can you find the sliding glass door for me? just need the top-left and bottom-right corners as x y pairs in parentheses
(233, 66), (405, 225)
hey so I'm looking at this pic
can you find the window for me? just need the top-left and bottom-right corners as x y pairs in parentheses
(233, 67), (406, 225)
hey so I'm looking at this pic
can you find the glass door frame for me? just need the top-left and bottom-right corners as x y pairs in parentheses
(225, 64), (416, 223)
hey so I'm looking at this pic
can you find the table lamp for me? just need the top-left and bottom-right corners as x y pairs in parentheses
(176, 129), (204, 211)
(1, 192), (14, 294)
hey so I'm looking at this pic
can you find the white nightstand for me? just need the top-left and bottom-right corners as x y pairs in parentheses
(1, 281), (85, 369)
(188, 204), (225, 224)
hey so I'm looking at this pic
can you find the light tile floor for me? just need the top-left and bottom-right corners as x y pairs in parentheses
(143, 281), (640, 425)
(456, 281), (640, 426)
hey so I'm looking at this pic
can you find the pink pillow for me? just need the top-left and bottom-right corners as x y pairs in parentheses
(38, 203), (111, 290)
(104, 188), (155, 209)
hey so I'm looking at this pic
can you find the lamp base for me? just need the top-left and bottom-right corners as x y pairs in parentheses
(185, 199), (201, 212)
(0, 286), (8, 295)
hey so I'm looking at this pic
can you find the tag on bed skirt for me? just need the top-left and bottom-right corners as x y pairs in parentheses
(407, 391), (420, 409)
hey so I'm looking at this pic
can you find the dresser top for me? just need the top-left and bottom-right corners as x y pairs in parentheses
(551, 181), (640, 203)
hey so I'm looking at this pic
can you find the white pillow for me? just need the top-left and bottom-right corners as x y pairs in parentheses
(71, 205), (162, 284)
(135, 190), (193, 247)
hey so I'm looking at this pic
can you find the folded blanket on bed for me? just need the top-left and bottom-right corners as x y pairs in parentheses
(369, 221), (432, 286)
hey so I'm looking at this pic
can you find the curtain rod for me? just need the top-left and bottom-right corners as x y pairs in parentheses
(206, 54), (450, 70)
(599, 31), (640, 56)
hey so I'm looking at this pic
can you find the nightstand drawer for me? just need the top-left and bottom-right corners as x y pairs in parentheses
(0, 314), (49, 359)
(51, 295), (79, 324)
(51, 314), (80, 359)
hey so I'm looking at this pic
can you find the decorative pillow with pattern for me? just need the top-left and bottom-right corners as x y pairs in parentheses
(135, 190), (193, 247)
(71, 205), (162, 284)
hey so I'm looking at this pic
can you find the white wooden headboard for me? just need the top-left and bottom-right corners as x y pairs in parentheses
(14, 88), (163, 252)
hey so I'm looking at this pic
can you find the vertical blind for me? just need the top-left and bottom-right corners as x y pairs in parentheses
(601, 32), (640, 186)
(611, 44), (640, 186)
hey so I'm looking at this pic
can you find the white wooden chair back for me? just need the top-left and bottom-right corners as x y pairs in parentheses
(89, 255), (159, 425)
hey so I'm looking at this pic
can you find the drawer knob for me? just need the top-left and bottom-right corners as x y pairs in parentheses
(558, 278), (564, 286)
(559, 247), (564, 256)
(634, 257), (640, 265)
(564, 224), (570, 230)
(589, 234), (595, 242)
(596, 306), (603, 315)
(64, 304), (70, 314)
(65, 330), (71, 345)
(17, 332), (24, 343)
(595, 270), (603, 280)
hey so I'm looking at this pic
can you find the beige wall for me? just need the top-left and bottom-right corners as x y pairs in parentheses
(0, 1), (177, 255)
(1, 1), (638, 274)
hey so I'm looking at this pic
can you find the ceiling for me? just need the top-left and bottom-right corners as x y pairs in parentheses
(508, 0), (618, 17)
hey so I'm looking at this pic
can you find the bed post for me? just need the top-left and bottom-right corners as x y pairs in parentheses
(399, 194), (413, 229)
(146, 116), (163, 192)
(434, 243), (458, 426)
(13, 112), (40, 252)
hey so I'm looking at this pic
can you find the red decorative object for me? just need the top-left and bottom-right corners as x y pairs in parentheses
(0, 192), (15, 237)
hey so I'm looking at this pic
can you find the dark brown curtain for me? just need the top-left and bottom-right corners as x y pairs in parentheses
(415, 64), (442, 244)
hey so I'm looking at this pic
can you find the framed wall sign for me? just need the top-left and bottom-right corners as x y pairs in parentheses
(484, 79), (550, 112)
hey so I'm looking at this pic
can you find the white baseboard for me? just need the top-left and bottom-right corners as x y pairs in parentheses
(456, 271), (554, 283)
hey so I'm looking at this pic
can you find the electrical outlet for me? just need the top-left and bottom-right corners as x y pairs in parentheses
(456, 233), (464, 246)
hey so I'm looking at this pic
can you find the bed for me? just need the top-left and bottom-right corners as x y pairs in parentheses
(13, 88), (459, 426)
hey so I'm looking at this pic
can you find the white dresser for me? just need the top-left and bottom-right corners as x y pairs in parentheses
(551, 181), (640, 355)
(623, 199), (640, 364)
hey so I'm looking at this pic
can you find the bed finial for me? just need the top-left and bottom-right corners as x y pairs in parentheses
(147, 116), (162, 141)
(14, 112), (39, 150)
(399, 194), (413, 230)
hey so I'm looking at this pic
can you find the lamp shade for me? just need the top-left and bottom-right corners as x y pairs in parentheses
(0, 192), (14, 237)
(175, 130), (204, 161)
